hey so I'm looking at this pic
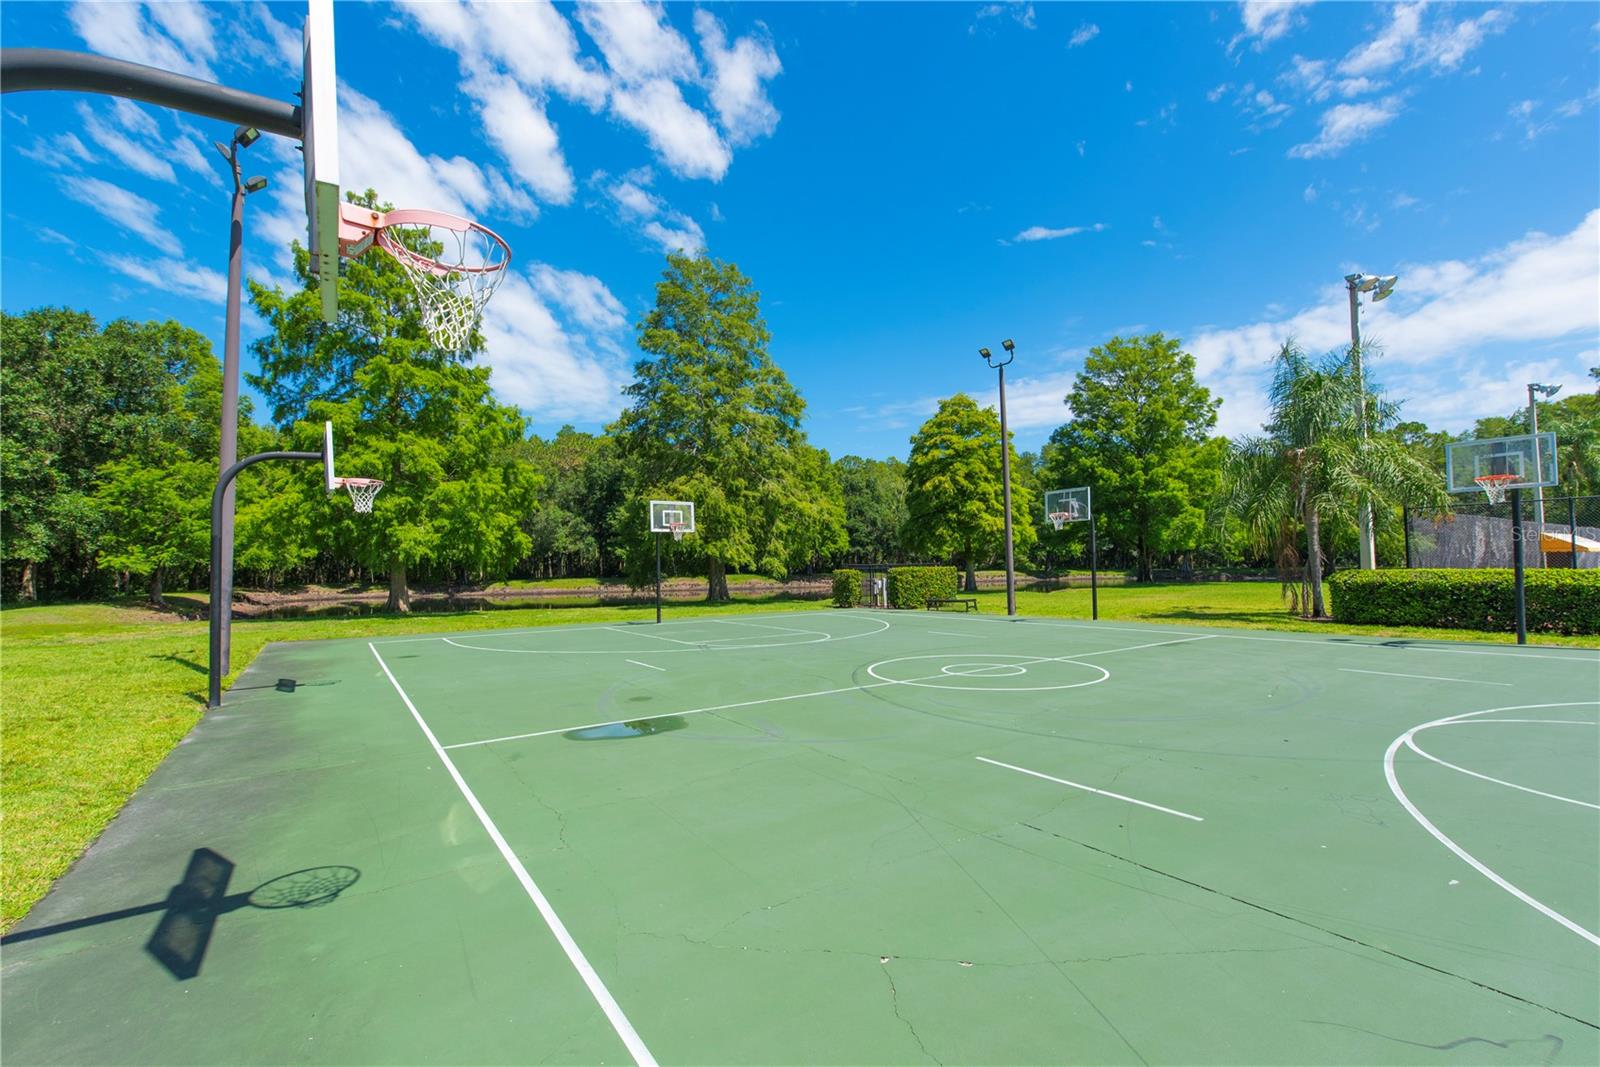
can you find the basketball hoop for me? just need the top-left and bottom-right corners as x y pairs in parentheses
(338, 204), (511, 352)
(668, 521), (686, 542)
(335, 477), (384, 514)
(1048, 511), (1071, 531)
(1473, 473), (1517, 505)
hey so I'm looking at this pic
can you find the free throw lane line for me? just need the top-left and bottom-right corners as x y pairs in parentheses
(626, 659), (666, 672)
(368, 644), (659, 1066)
(1338, 668), (1512, 687)
(976, 756), (1204, 822)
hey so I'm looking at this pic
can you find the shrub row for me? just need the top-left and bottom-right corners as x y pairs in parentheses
(832, 569), (863, 608)
(887, 566), (958, 609)
(1326, 568), (1600, 635)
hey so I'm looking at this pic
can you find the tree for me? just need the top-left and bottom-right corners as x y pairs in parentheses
(835, 455), (909, 561)
(1223, 341), (1447, 618)
(611, 253), (845, 598)
(93, 458), (211, 604)
(249, 190), (540, 610)
(903, 393), (1036, 591)
(1047, 333), (1221, 581)
(0, 309), (233, 600)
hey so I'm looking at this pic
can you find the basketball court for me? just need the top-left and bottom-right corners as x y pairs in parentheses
(3, 609), (1595, 1064)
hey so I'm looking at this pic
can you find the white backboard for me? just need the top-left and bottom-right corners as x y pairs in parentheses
(1044, 487), (1091, 523)
(1445, 432), (1557, 494)
(303, 0), (340, 323)
(649, 500), (695, 534)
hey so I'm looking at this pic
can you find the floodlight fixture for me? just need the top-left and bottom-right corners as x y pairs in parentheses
(1001, 338), (1015, 354)
(233, 125), (261, 149)
(1372, 275), (1399, 301)
(1530, 382), (1562, 398)
(244, 175), (269, 194)
(978, 347), (992, 359)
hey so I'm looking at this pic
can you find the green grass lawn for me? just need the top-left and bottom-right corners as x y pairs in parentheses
(4, 581), (1594, 931)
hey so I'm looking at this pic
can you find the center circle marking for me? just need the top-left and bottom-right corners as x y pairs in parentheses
(867, 653), (1109, 692)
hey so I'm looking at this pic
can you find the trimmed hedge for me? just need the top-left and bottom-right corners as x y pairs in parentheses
(1327, 568), (1600, 635)
(832, 569), (864, 608)
(887, 566), (958, 609)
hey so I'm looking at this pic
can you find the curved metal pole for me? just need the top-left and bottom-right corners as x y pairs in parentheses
(1, 49), (301, 140)
(210, 451), (321, 708)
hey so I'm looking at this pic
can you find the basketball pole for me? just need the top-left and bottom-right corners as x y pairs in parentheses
(1088, 512), (1099, 622)
(1510, 487), (1527, 645)
(655, 532), (662, 625)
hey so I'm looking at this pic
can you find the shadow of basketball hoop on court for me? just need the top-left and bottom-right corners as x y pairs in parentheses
(0, 849), (360, 981)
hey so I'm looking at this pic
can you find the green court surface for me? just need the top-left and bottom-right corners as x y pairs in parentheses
(3, 610), (1597, 1065)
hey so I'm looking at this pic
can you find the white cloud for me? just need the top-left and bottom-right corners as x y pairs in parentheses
(76, 102), (175, 182)
(67, 1), (215, 80)
(466, 0), (610, 107)
(1074, 140), (1086, 157)
(1008, 223), (1106, 243)
(577, 1), (697, 82)
(974, 3), (1037, 32)
(18, 132), (96, 170)
(104, 254), (227, 302)
(247, 2), (303, 72)
(1288, 97), (1403, 158)
(594, 169), (705, 253)
(1068, 23), (1100, 48)
(58, 175), (182, 255)
(1338, 4), (1510, 78)
(1230, 1), (1314, 53)
(694, 10), (782, 146)
(528, 264), (628, 332)
(463, 72), (574, 204)
(1303, 183), (1318, 202)
(610, 79), (731, 180)
(1207, 82), (1232, 103)
(1187, 211), (1600, 435)
(477, 269), (634, 422)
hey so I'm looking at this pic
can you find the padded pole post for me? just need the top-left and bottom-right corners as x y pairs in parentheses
(1089, 513), (1099, 622)
(1570, 495), (1580, 570)
(1510, 487), (1526, 645)
(655, 533), (662, 625)
(209, 450), (321, 708)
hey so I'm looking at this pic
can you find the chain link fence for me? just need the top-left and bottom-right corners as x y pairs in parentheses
(1406, 494), (1600, 570)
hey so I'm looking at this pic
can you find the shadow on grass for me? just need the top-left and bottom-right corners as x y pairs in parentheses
(154, 652), (206, 675)
(1143, 608), (1316, 626)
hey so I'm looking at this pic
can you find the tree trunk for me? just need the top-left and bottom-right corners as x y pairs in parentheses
(707, 557), (729, 601)
(963, 548), (977, 593)
(1138, 532), (1152, 582)
(1305, 505), (1326, 618)
(148, 566), (165, 607)
(19, 561), (36, 601)
(387, 559), (411, 613)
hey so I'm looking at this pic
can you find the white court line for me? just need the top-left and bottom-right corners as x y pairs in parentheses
(975, 756), (1204, 822)
(604, 626), (704, 646)
(707, 618), (833, 638)
(1339, 668), (1512, 687)
(929, 631), (977, 638)
(1384, 701), (1600, 947)
(626, 660), (666, 672)
(861, 609), (1600, 662)
(1405, 724), (1599, 811)
(367, 644), (658, 1065)
(445, 633), (1208, 750)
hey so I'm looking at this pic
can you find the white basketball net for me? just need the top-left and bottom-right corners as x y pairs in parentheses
(378, 223), (509, 352)
(668, 521), (686, 542)
(1048, 512), (1070, 531)
(1474, 474), (1515, 505)
(339, 478), (384, 514)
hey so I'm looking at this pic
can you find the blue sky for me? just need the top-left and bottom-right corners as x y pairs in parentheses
(3, 1), (1597, 460)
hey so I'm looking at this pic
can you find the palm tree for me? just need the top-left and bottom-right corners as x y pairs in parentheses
(1224, 341), (1448, 618)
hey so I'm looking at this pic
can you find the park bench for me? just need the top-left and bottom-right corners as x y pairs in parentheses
(926, 596), (978, 613)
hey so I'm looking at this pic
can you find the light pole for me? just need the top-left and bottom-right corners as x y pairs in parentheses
(980, 340), (1018, 616)
(1344, 271), (1397, 570)
(213, 126), (267, 669)
(1527, 382), (1560, 530)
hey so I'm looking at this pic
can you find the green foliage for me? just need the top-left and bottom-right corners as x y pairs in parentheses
(1327, 568), (1600, 635)
(832, 568), (864, 608)
(835, 455), (909, 560)
(1223, 342), (1449, 617)
(249, 190), (541, 606)
(612, 252), (846, 597)
(1047, 333), (1220, 581)
(92, 458), (212, 603)
(886, 565), (958, 608)
(903, 394), (1036, 589)
(0, 309), (235, 599)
